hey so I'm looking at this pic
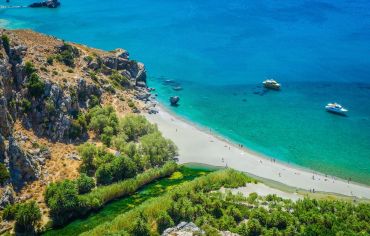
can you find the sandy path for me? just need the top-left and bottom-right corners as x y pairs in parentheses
(145, 106), (370, 199)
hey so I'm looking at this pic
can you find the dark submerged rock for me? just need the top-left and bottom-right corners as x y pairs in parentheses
(170, 96), (180, 106)
(29, 0), (60, 8)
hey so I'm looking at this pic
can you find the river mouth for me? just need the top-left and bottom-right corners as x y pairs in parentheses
(42, 166), (212, 236)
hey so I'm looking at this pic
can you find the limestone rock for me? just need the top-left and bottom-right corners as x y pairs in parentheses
(162, 222), (204, 236)
(0, 186), (15, 209)
(8, 137), (40, 188)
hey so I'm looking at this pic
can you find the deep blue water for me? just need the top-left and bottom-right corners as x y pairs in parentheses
(1, 0), (370, 184)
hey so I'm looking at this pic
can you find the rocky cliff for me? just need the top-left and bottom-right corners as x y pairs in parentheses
(0, 29), (149, 209)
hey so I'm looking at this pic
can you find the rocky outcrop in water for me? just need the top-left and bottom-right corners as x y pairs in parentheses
(170, 96), (180, 106)
(29, 0), (60, 8)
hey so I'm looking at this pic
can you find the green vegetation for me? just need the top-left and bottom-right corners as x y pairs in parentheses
(88, 106), (118, 139)
(0, 163), (10, 185)
(83, 169), (370, 236)
(44, 179), (80, 226)
(47, 56), (54, 65)
(20, 98), (32, 112)
(43, 166), (208, 236)
(45, 98), (56, 114)
(89, 95), (100, 108)
(110, 70), (130, 87)
(84, 55), (93, 64)
(1, 34), (10, 53)
(76, 174), (95, 194)
(69, 113), (87, 139)
(56, 43), (79, 67)
(44, 162), (177, 227)
(78, 111), (177, 185)
(26, 72), (45, 97)
(24, 61), (37, 76)
(118, 114), (157, 142)
(2, 201), (41, 233)
(81, 169), (251, 236)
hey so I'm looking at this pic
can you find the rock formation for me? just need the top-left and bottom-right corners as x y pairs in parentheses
(170, 96), (180, 106)
(0, 29), (148, 207)
(29, 0), (60, 8)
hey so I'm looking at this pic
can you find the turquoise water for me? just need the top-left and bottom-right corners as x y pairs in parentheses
(1, 0), (370, 184)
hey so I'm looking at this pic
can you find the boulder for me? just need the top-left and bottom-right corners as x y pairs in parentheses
(113, 48), (129, 59)
(0, 186), (15, 209)
(162, 222), (203, 236)
(29, 0), (60, 8)
(170, 96), (180, 106)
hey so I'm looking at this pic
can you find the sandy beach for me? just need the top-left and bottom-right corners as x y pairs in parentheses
(145, 106), (370, 199)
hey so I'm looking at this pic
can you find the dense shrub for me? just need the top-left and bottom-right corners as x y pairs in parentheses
(1, 34), (10, 53)
(82, 166), (370, 236)
(157, 211), (175, 233)
(26, 72), (45, 97)
(24, 61), (37, 76)
(130, 215), (150, 236)
(119, 114), (157, 141)
(2, 203), (18, 220)
(14, 201), (41, 232)
(45, 98), (56, 114)
(139, 132), (178, 167)
(110, 70), (130, 87)
(81, 169), (251, 236)
(47, 56), (54, 65)
(69, 114), (87, 139)
(0, 163), (10, 185)
(44, 163), (177, 227)
(78, 143), (104, 176)
(2, 201), (41, 233)
(84, 55), (93, 63)
(44, 180), (80, 226)
(19, 98), (32, 113)
(89, 95), (100, 108)
(77, 174), (96, 194)
(56, 43), (79, 67)
(88, 106), (118, 136)
(95, 164), (113, 186)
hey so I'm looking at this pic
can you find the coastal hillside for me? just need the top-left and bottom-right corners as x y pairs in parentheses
(0, 29), (370, 236)
(0, 29), (161, 233)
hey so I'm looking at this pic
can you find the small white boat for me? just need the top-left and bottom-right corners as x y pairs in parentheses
(263, 79), (281, 90)
(325, 103), (348, 115)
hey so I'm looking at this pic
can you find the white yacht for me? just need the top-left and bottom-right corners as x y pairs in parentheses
(325, 103), (348, 115)
(263, 79), (281, 90)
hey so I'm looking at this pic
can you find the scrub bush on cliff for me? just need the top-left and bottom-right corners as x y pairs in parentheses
(26, 72), (45, 98)
(0, 163), (10, 185)
(14, 201), (41, 233)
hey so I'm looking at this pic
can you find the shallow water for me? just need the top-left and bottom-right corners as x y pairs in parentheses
(42, 166), (211, 236)
(1, 0), (370, 183)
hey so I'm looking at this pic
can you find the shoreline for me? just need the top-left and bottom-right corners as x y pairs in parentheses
(145, 105), (370, 199)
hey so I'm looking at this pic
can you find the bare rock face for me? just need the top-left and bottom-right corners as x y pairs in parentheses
(8, 137), (40, 189)
(162, 222), (204, 236)
(0, 186), (15, 209)
(101, 49), (147, 86)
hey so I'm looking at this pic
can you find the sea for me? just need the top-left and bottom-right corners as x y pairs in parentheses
(1, 0), (370, 184)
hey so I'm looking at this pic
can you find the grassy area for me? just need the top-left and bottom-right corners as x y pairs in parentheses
(81, 168), (252, 236)
(42, 166), (212, 235)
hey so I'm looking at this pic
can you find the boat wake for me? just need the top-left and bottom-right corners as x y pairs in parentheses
(0, 5), (27, 9)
